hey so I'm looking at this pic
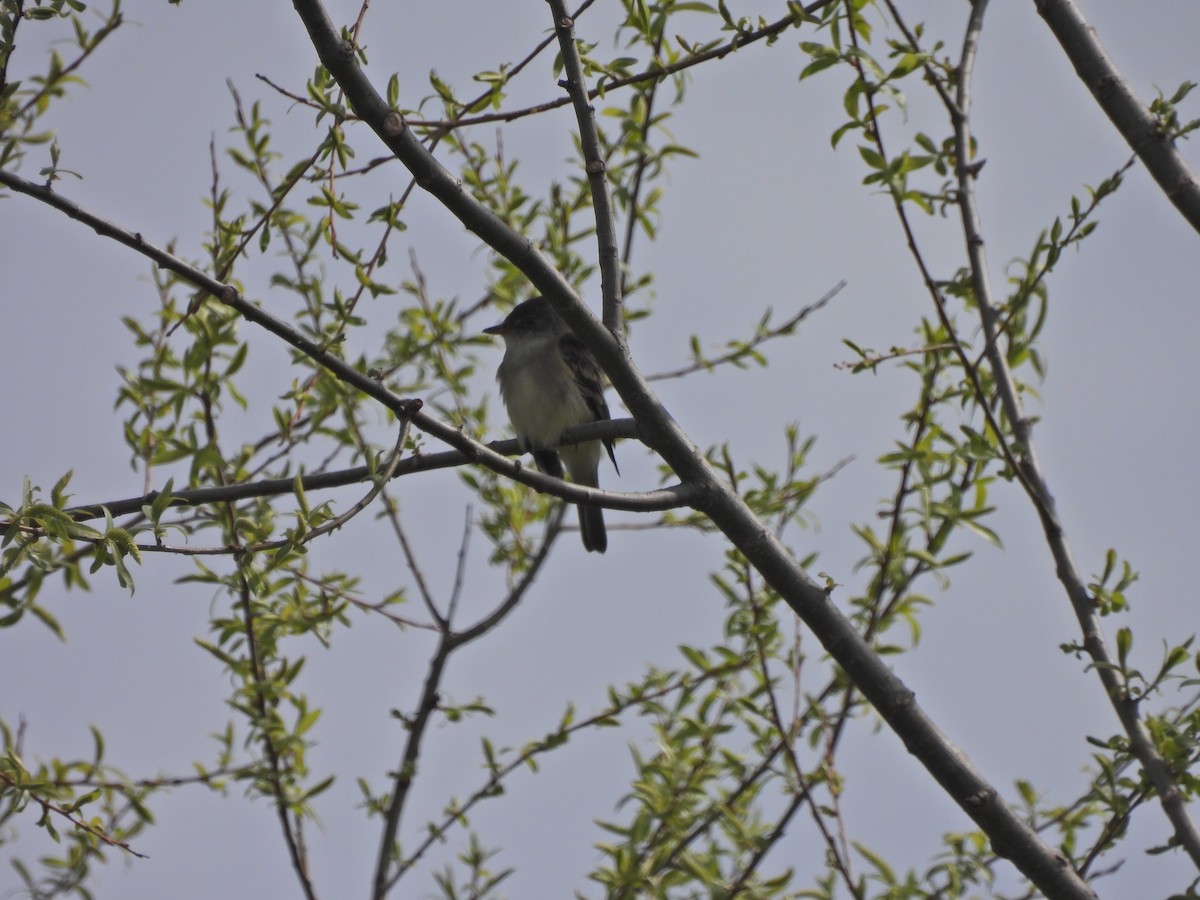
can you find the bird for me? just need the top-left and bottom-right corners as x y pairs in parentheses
(484, 296), (618, 553)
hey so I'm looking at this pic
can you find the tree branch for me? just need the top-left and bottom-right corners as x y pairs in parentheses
(649, 282), (843, 381)
(235, 563), (318, 899)
(1035, 0), (1200, 233)
(285, 0), (1100, 894)
(959, 0), (1200, 870)
(54, 420), (662, 521)
(548, 0), (623, 336)
(0, 170), (703, 523)
(0, 770), (148, 860)
(373, 506), (562, 898)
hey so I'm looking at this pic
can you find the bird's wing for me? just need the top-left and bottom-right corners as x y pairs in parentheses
(559, 333), (619, 473)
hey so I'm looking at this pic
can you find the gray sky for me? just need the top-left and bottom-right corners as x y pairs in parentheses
(3, 1), (1199, 897)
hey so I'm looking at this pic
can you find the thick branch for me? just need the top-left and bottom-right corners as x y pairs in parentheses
(286, 1), (1098, 894)
(1035, 0), (1200, 233)
(373, 630), (450, 899)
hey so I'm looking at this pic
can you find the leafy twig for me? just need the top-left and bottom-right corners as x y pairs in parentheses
(952, 0), (1200, 869)
(650, 282), (844, 381)
(0, 770), (148, 860)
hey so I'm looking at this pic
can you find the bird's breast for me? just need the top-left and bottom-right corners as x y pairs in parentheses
(497, 346), (590, 450)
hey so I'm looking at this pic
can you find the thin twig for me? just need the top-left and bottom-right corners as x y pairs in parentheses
(832, 341), (956, 371)
(548, 0), (624, 336)
(649, 283), (844, 381)
(14, 5), (123, 122)
(0, 771), (149, 860)
(0, 0), (25, 91)
(392, 666), (739, 887)
(381, 491), (446, 629)
(618, 27), (666, 302)
(259, 1), (829, 139)
(373, 507), (562, 898)
(445, 505), (474, 624)
(745, 568), (862, 896)
(725, 790), (808, 897)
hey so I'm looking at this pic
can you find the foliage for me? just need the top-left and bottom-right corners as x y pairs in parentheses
(1, 0), (1199, 898)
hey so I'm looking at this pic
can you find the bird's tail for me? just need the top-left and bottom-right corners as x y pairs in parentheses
(578, 502), (607, 554)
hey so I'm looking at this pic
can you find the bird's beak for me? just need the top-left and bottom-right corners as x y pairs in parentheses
(483, 323), (506, 336)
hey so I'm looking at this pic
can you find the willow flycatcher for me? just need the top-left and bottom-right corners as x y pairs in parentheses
(484, 296), (618, 553)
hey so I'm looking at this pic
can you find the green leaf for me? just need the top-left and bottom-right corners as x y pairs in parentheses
(301, 775), (336, 802)
(857, 144), (885, 170)
(51, 470), (74, 508)
(293, 473), (310, 517)
(1116, 627), (1132, 669)
(1167, 80), (1197, 105)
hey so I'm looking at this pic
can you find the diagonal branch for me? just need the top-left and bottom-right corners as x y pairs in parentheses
(0, 170), (700, 521)
(0, 770), (149, 860)
(286, 1), (1099, 894)
(1034, 0), (1200, 233)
